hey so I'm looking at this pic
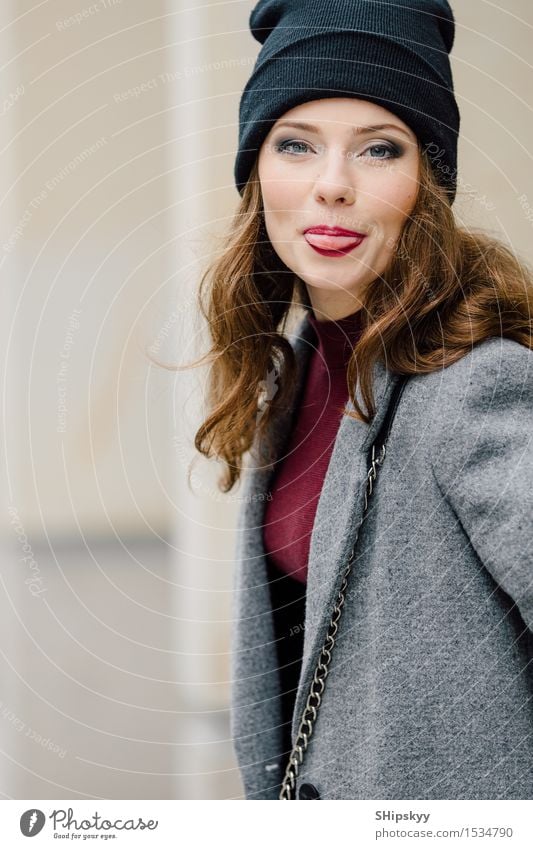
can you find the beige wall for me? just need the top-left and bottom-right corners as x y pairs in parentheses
(2, 0), (174, 538)
(451, 0), (533, 256)
(0, 0), (187, 802)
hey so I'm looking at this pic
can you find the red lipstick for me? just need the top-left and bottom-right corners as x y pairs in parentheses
(303, 225), (367, 257)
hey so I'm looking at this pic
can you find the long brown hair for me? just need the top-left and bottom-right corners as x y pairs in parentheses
(183, 148), (533, 493)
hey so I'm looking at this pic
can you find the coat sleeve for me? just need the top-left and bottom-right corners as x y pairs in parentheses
(429, 337), (533, 633)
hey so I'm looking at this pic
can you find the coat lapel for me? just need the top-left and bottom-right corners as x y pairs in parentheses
(230, 312), (318, 793)
(285, 331), (403, 745)
(234, 309), (403, 784)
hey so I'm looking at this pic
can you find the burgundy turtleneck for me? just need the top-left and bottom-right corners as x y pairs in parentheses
(262, 307), (364, 585)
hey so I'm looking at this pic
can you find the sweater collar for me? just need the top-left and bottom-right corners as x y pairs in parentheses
(306, 307), (363, 370)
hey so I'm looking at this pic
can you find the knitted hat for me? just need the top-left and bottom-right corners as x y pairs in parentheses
(235, 0), (460, 204)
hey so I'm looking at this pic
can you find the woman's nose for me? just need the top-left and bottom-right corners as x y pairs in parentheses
(313, 149), (356, 205)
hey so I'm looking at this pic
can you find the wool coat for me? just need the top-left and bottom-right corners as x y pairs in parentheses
(229, 311), (533, 800)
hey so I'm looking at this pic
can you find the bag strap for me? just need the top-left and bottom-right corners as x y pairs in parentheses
(372, 372), (410, 454)
(279, 373), (410, 800)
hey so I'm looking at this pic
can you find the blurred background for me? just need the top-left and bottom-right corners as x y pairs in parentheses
(0, 0), (531, 800)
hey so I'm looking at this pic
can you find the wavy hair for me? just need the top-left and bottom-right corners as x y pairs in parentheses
(187, 148), (533, 493)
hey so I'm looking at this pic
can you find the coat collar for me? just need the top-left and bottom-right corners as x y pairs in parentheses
(242, 310), (403, 749)
(248, 310), (400, 468)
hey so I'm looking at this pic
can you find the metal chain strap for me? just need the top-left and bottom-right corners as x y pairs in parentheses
(278, 441), (387, 800)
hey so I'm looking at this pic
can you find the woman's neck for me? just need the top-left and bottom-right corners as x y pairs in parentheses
(306, 307), (363, 370)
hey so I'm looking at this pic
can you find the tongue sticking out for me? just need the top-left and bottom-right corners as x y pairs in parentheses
(304, 232), (364, 250)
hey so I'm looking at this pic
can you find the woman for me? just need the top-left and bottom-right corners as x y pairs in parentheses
(193, 0), (533, 799)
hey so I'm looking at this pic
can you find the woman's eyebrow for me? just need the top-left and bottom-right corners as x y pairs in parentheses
(273, 119), (411, 138)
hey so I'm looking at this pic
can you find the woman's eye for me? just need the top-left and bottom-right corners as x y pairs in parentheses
(272, 139), (402, 160)
(273, 139), (311, 155)
(362, 143), (401, 161)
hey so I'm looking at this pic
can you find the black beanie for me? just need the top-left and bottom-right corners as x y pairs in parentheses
(235, 0), (460, 204)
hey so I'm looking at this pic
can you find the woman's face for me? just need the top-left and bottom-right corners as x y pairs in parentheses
(257, 98), (420, 321)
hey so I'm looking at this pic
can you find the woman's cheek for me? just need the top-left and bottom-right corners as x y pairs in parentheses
(272, 182), (298, 211)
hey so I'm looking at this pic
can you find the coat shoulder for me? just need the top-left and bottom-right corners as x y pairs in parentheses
(395, 336), (533, 469)
(412, 336), (533, 406)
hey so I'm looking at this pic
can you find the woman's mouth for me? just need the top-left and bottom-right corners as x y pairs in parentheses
(303, 232), (367, 257)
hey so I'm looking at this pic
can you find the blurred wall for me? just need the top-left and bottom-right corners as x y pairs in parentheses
(2, 0), (174, 539)
(0, 0), (180, 801)
(451, 0), (533, 256)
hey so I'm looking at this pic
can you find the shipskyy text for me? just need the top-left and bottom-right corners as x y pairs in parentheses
(376, 810), (430, 824)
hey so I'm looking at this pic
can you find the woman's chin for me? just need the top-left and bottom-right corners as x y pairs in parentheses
(298, 272), (367, 294)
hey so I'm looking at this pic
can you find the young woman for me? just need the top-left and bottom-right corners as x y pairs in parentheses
(193, 1), (533, 800)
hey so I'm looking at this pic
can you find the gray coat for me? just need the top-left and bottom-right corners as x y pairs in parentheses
(230, 312), (533, 800)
